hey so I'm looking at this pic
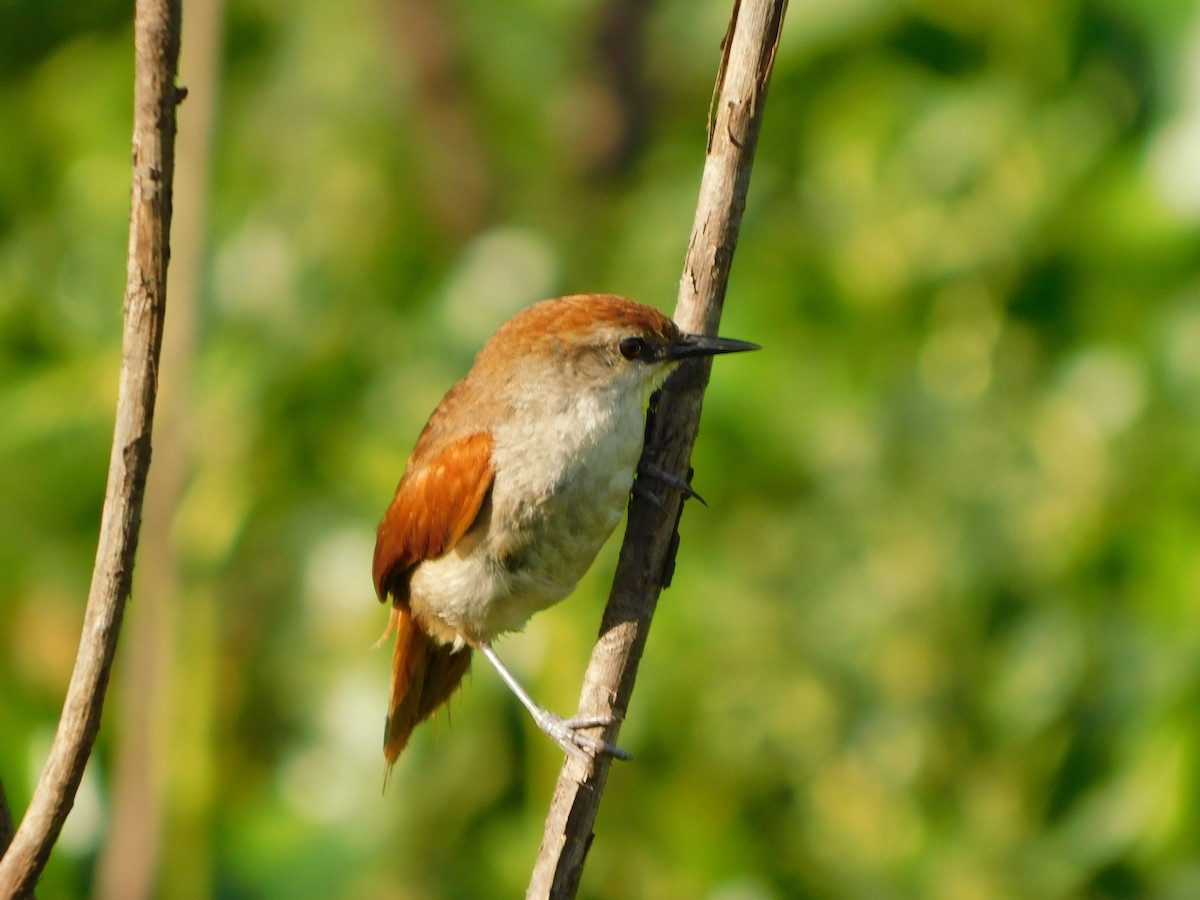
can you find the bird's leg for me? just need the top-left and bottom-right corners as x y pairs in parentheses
(479, 643), (632, 763)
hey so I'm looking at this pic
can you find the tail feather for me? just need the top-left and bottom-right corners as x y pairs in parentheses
(383, 605), (471, 766)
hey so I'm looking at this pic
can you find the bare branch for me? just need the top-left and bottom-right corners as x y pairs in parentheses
(94, 1), (220, 895)
(526, 1), (788, 897)
(0, 1), (181, 895)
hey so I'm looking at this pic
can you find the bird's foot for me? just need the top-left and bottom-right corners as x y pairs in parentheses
(478, 643), (633, 766)
(635, 461), (707, 507)
(530, 707), (632, 764)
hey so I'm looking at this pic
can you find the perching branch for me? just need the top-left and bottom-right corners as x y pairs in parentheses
(526, 1), (788, 897)
(0, 1), (181, 896)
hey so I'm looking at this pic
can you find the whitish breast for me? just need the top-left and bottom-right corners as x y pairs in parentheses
(410, 387), (646, 642)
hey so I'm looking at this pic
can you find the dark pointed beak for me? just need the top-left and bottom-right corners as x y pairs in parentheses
(665, 333), (760, 361)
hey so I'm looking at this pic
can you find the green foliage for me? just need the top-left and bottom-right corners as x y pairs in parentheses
(3, 0), (1200, 897)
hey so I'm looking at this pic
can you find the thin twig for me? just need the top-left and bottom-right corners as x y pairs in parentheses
(0, 1), (181, 896)
(526, 1), (788, 897)
(94, 1), (220, 895)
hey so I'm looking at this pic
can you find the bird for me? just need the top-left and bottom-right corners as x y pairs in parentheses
(372, 293), (757, 769)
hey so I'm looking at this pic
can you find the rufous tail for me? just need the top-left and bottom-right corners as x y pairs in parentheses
(383, 605), (471, 767)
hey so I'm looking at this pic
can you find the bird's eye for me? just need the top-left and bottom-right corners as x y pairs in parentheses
(619, 336), (646, 360)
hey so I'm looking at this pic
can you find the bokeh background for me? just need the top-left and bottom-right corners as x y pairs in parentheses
(3, 0), (1200, 897)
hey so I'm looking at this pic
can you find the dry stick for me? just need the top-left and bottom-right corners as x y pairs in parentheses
(0, 1), (181, 896)
(94, 2), (219, 895)
(526, 1), (788, 897)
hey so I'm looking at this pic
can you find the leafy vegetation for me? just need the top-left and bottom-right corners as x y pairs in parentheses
(3, 0), (1200, 897)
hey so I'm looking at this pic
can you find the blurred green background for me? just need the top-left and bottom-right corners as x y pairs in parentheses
(3, 0), (1200, 897)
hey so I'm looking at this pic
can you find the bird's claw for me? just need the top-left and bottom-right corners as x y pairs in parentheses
(637, 461), (707, 506)
(532, 708), (632, 763)
(633, 479), (669, 512)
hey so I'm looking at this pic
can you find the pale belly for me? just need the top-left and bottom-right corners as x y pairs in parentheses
(408, 396), (645, 644)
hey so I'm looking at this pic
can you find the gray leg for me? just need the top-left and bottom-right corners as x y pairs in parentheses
(479, 644), (632, 763)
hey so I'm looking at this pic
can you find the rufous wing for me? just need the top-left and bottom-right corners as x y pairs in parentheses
(372, 431), (494, 602)
(372, 431), (494, 766)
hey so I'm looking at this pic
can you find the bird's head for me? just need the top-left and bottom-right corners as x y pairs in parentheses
(478, 294), (758, 403)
